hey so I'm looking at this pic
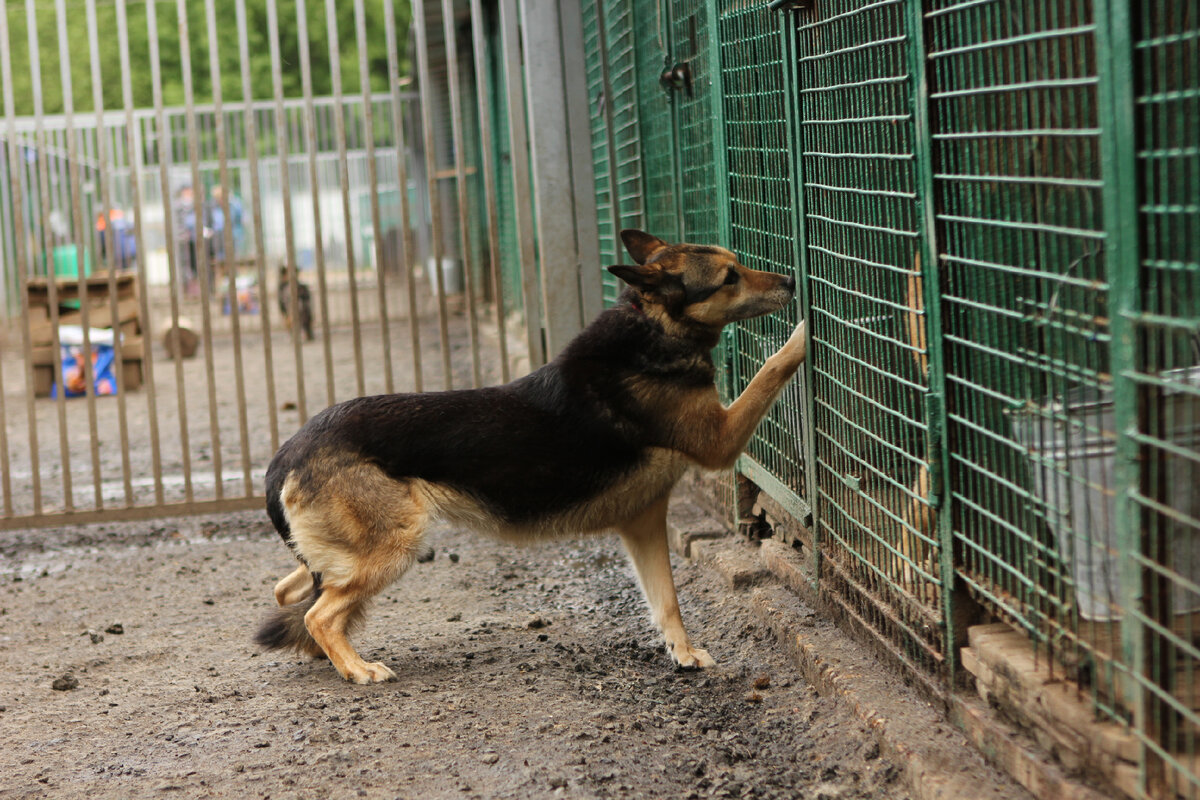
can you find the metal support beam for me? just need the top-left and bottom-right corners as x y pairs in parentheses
(904, 0), (956, 684)
(518, 0), (583, 357)
(499, 0), (545, 367)
(1098, 0), (1159, 790)
(558, 0), (603, 324)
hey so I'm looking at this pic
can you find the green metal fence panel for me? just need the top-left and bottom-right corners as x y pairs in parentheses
(717, 1), (807, 515)
(633, 0), (681, 244)
(605, 0), (645, 252)
(669, 0), (723, 246)
(1122, 3), (1200, 793)
(581, 0), (615, 274)
(925, 0), (1121, 703)
(789, 0), (945, 683)
(571, 0), (1200, 787)
(484, 4), (523, 309)
(582, 0), (645, 306)
(662, 0), (735, 404)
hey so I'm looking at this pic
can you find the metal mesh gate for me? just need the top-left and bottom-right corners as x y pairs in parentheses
(1124, 3), (1200, 793)
(669, 0), (723, 246)
(633, 0), (681, 245)
(717, 0), (808, 514)
(791, 0), (946, 681)
(0, 0), (438, 527)
(926, 0), (1114, 690)
(582, 0), (645, 305)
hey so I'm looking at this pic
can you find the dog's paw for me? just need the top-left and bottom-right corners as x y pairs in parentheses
(783, 320), (807, 363)
(346, 661), (398, 684)
(671, 644), (716, 670)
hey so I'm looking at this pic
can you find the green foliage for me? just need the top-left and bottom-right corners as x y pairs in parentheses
(1, 0), (412, 117)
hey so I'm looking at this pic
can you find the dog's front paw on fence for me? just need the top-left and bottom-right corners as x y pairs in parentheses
(671, 644), (716, 670)
(784, 320), (808, 364)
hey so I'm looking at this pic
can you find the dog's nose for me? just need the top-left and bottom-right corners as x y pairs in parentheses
(783, 275), (796, 294)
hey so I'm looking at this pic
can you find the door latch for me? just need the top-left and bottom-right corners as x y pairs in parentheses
(660, 62), (693, 97)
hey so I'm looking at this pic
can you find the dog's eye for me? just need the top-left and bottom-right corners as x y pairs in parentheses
(723, 270), (739, 286)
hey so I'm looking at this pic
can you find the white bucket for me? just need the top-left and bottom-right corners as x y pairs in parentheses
(427, 257), (464, 296)
(1010, 367), (1200, 621)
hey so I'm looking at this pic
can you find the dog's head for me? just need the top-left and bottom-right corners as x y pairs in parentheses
(607, 230), (795, 333)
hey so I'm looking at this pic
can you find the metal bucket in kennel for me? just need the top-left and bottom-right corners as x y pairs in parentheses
(1010, 367), (1200, 621)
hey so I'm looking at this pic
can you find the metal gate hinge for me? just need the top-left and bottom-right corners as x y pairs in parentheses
(767, 0), (812, 12)
(659, 62), (693, 97)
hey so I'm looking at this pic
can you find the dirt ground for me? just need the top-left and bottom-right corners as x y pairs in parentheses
(0, 299), (915, 799)
(0, 505), (912, 800)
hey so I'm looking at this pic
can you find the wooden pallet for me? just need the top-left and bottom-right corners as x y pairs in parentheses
(26, 273), (144, 396)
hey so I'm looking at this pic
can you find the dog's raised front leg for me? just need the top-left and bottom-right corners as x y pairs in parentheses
(618, 495), (715, 669)
(680, 320), (808, 470)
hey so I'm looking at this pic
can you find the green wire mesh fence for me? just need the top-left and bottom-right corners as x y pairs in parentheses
(717, 0), (808, 514)
(582, 0), (646, 305)
(634, 0), (683, 245)
(669, 0), (723, 247)
(566, 0), (1199, 791)
(926, 0), (1115, 695)
(791, 0), (946, 681)
(1125, 3), (1200, 794)
(581, 0), (618, 301)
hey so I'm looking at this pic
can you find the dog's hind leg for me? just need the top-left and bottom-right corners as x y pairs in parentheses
(301, 501), (431, 685)
(304, 582), (397, 684)
(274, 563), (313, 606)
(618, 495), (715, 669)
(265, 467), (430, 683)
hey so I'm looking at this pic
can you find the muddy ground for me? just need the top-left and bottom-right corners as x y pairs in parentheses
(0, 506), (913, 800)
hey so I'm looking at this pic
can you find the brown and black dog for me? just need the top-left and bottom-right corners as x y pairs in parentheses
(256, 230), (807, 683)
(278, 265), (314, 342)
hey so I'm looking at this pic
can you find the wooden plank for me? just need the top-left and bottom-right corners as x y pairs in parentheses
(964, 626), (1140, 771)
(1074, 612), (1200, 711)
(30, 336), (143, 365)
(25, 273), (138, 305)
(28, 296), (141, 344)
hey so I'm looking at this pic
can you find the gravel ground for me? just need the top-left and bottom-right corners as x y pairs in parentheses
(0, 507), (911, 800)
(0, 300), (914, 799)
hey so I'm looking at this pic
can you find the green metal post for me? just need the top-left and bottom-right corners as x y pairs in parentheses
(904, 0), (955, 682)
(1096, 0), (1152, 790)
(777, 3), (819, 578)
(703, 0), (737, 407)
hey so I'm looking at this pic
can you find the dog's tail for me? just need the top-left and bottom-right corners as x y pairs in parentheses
(254, 593), (324, 658)
(253, 588), (369, 659)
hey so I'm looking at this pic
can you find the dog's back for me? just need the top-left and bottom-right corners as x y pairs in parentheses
(265, 299), (706, 544)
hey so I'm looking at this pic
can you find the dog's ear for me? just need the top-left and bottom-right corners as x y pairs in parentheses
(607, 262), (662, 291)
(620, 229), (668, 265)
